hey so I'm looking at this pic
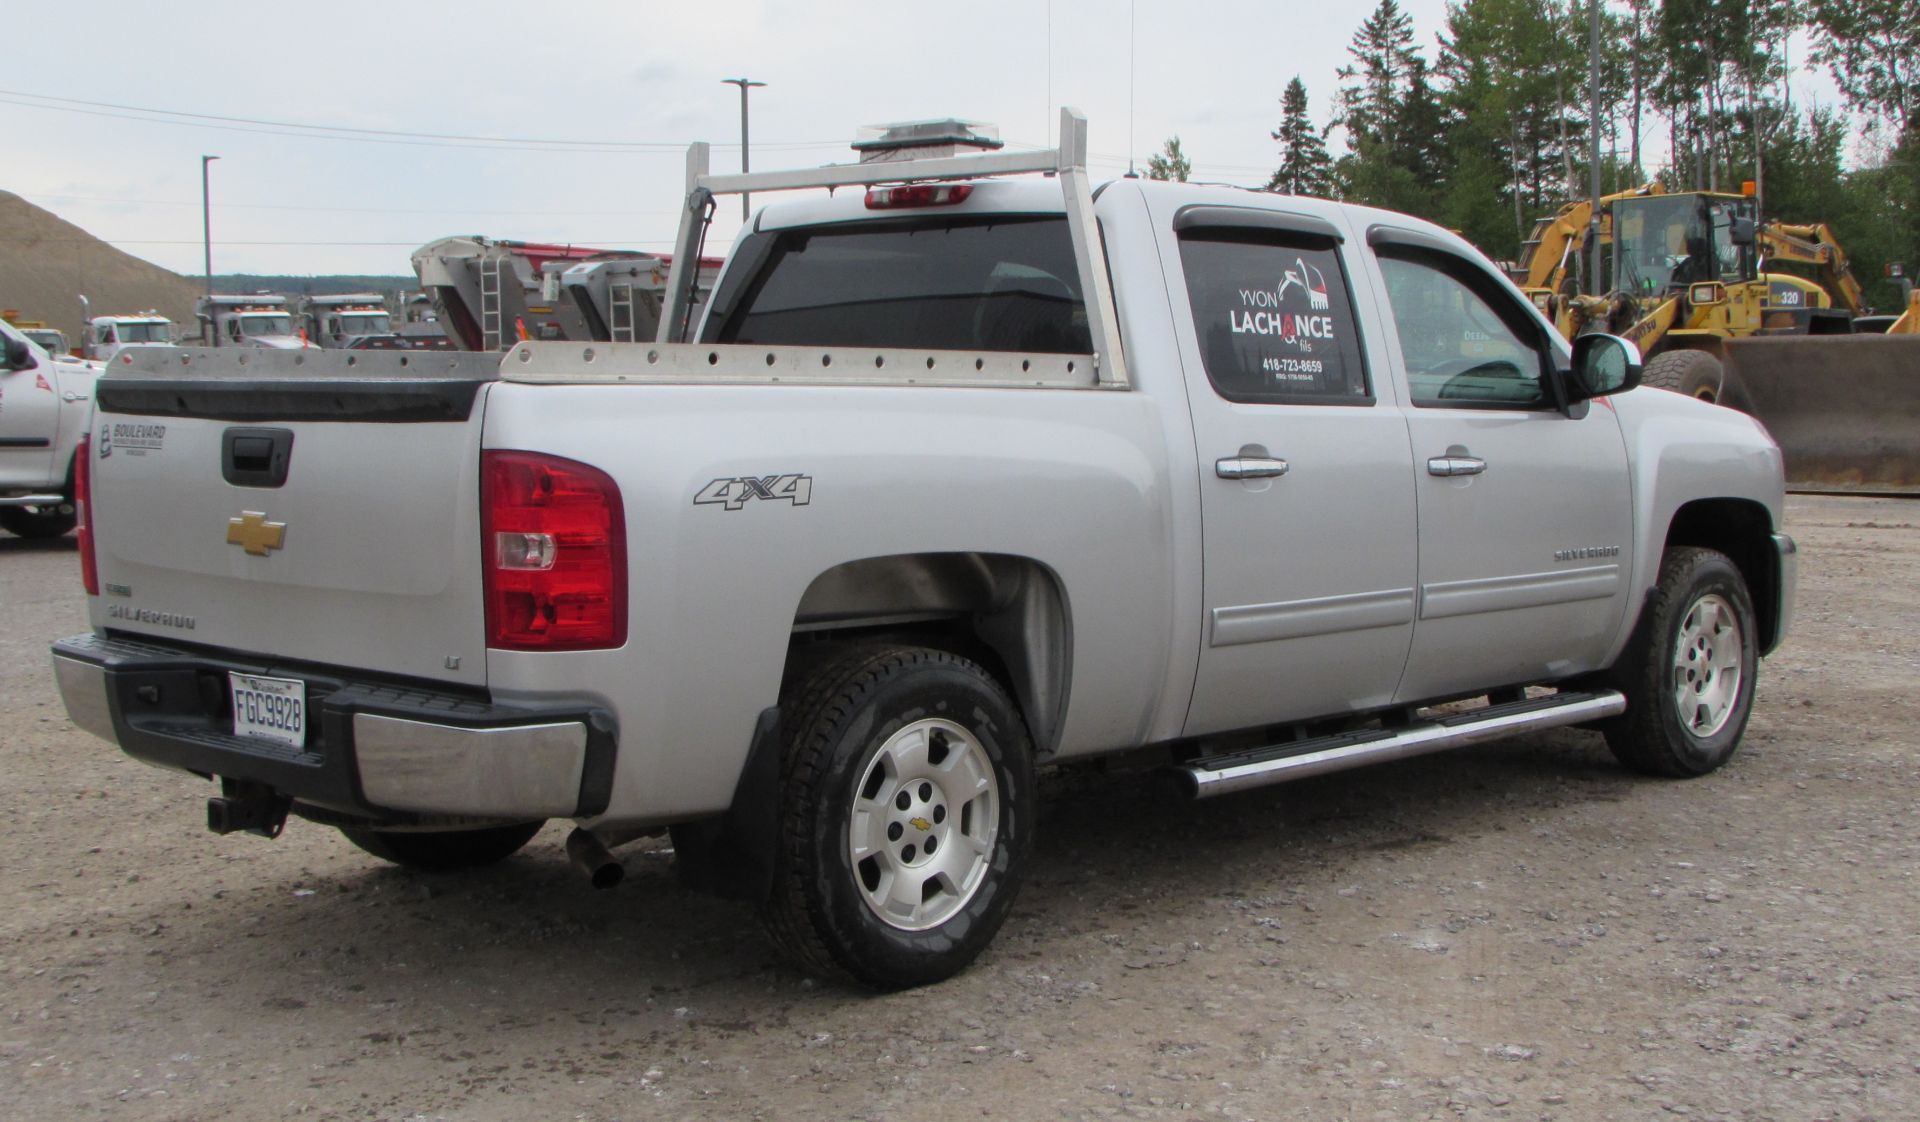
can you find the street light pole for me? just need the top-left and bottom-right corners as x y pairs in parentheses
(721, 78), (766, 223)
(1586, 0), (1603, 296)
(201, 155), (220, 300)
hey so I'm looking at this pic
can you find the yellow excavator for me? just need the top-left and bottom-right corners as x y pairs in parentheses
(1518, 183), (1865, 401)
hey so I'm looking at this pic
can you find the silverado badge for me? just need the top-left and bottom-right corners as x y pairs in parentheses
(226, 511), (288, 556)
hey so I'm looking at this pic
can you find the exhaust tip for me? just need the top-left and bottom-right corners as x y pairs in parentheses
(565, 827), (625, 890)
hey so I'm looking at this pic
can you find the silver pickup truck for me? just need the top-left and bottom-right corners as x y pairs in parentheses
(51, 111), (1796, 988)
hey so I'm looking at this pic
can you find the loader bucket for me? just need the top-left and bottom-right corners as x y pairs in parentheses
(1721, 335), (1920, 493)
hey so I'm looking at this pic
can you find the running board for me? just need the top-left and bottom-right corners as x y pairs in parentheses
(1177, 689), (1627, 799)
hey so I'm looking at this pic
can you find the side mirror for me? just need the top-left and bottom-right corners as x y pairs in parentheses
(1731, 217), (1757, 248)
(1569, 333), (1642, 399)
(3, 334), (36, 371)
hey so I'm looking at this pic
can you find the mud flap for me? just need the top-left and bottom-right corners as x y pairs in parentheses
(670, 707), (782, 902)
(1723, 335), (1920, 492)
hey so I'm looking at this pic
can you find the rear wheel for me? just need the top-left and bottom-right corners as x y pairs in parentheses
(762, 645), (1033, 989)
(339, 820), (545, 871)
(0, 504), (76, 539)
(1605, 547), (1757, 777)
(1643, 349), (1724, 403)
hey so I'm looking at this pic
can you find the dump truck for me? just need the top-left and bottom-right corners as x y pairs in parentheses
(410, 238), (721, 351)
(80, 314), (178, 362)
(2, 310), (72, 357)
(194, 295), (306, 349)
(296, 293), (397, 349)
(410, 238), (627, 351)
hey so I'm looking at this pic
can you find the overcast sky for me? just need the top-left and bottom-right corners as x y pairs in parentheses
(4, 0), (1849, 277)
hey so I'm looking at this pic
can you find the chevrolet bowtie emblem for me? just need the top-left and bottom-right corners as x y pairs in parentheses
(226, 511), (287, 556)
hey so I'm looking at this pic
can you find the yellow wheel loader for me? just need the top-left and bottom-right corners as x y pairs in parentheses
(1518, 187), (1918, 492)
(1520, 184), (1862, 401)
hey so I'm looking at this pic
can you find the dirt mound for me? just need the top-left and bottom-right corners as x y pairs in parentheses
(0, 191), (201, 342)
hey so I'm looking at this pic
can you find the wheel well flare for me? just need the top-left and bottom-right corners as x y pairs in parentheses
(788, 553), (1069, 755)
(1664, 499), (1780, 652)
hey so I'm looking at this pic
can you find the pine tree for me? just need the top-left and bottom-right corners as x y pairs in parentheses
(1436, 0), (1575, 255)
(1268, 77), (1335, 196)
(1333, 0), (1435, 212)
(1393, 58), (1448, 207)
(1146, 136), (1192, 182)
(1335, 0), (1420, 151)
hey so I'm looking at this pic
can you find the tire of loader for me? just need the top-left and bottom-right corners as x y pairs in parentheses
(1643, 349), (1725, 402)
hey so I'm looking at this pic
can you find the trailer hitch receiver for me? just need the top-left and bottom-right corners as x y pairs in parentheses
(207, 780), (292, 838)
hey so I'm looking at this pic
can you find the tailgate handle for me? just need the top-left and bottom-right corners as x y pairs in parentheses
(222, 427), (295, 488)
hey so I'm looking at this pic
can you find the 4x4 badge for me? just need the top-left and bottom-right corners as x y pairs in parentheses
(694, 473), (812, 512)
(226, 511), (287, 556)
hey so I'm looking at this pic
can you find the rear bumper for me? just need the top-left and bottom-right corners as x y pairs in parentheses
(50, 632), (615, 821)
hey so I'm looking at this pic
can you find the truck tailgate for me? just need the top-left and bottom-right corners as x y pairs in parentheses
(87, 351), (498, 689)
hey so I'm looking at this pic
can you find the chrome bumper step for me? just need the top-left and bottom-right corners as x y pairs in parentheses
(1177, 689), (1627, 799)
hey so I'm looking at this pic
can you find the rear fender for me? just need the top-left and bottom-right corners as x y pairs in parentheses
(788, 552), (1071, 757)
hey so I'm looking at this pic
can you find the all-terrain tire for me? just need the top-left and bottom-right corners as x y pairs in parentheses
(1642, 349), (1724, 403)
(1604, 547), (1758, 777)
(339, 820), (545, 871)
(761, 645), (1034, 990)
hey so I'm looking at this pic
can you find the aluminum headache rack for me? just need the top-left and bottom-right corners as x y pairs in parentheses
(635, 106), (1129, 391)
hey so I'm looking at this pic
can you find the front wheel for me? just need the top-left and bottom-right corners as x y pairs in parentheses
(338, 820), (545, 870)
(762, 646), (1034, 989)
(1605, 547), (1758, 777)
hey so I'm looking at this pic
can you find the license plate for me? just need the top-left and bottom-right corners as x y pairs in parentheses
(229, 672), (307, 750)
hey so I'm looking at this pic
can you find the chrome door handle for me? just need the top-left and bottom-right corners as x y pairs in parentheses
(1427, 455), (1487, 477)
(1216, 456), (1290, 480)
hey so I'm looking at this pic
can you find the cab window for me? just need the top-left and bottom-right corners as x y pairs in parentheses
(1376, 250), (1549, 408)
(703, 216), (1090, 353)
(1177, 230), (1369, 404)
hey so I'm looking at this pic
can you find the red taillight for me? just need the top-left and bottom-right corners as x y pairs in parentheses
(75, 434), (99, 596)
(481, 450), (626, 651)
(864, 184), (974, 209)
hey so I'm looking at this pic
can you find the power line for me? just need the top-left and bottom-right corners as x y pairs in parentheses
(0, 237), (684, 247)
(0, 89), (848, 154)
(25, 191), (683, 218)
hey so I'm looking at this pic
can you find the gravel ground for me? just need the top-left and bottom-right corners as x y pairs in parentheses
(2, 495), (1915, 1122)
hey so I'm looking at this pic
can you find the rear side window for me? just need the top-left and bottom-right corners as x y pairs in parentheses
(703, 216), (1091, 353)
(1178, 231), (1370, 404)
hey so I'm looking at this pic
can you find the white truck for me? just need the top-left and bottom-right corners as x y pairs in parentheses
(51, 111), (1797, 988)
(81, 312), (178, 363)
(194, 295), (306, 349)
(0, 318), (99, 538)
(296, 293), (397, 350)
